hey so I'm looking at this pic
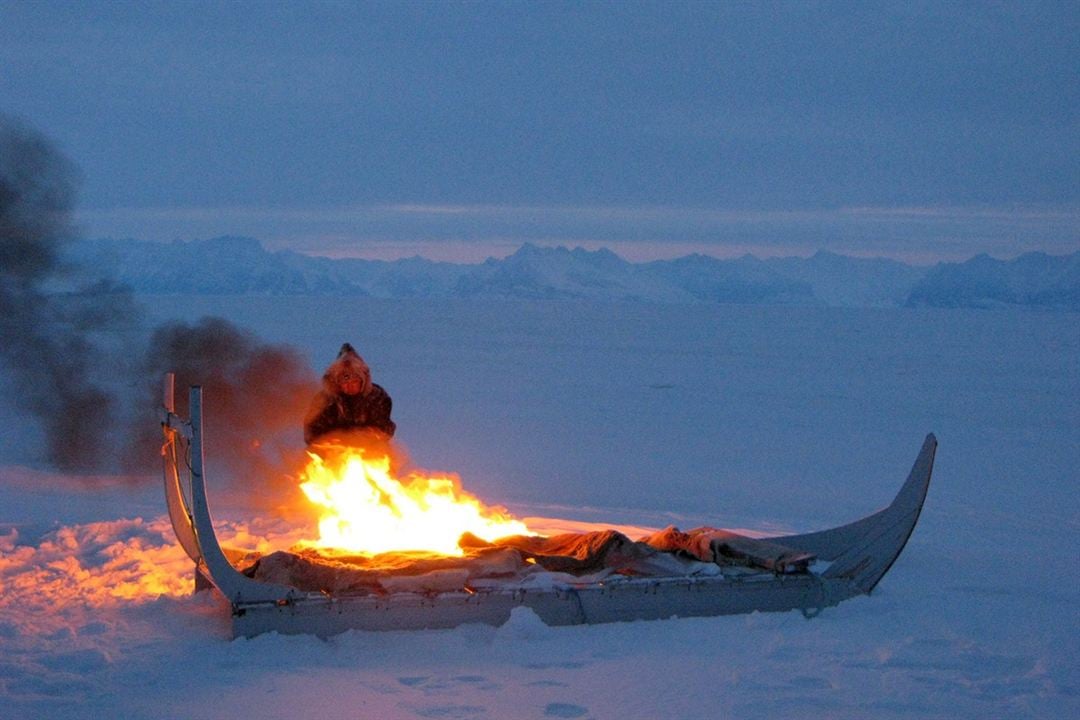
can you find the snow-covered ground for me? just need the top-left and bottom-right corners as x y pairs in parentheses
(1, 298), (1077, 719)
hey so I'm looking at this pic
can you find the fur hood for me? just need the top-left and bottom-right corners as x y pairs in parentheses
(322, 342), (372, 396)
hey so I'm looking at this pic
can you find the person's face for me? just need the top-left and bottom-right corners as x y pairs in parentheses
(338, 373), (362, 395)
(337, 366), (369, 396)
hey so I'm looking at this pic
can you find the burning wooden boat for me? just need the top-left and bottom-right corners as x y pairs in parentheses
(159, 374), (935, 638)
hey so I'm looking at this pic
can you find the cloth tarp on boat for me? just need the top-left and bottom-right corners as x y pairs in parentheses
(243, 527), (816, 596)
(640, 527), (817, 573)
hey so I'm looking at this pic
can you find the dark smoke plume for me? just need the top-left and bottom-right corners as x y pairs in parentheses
(1, 117), (319, 490)
(0, 116), (135, 471)
(133, 317), (315, 501)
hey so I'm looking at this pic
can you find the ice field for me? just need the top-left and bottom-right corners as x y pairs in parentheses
(1, 297), (1077, 719)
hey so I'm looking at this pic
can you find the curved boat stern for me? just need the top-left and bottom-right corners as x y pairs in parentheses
(823, 434), (937, 594)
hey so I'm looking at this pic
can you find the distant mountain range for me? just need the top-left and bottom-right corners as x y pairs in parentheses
(67, 236), (1080, 310)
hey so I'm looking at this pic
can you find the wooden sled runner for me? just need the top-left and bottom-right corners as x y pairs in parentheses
(159, 374), (936, 638)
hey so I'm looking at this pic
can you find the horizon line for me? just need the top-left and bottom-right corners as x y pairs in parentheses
(73, 200), (1080, 265)
(78, 234), (1079, 268)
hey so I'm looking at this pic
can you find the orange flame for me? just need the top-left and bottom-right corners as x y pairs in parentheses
(298, 447), (529, 556)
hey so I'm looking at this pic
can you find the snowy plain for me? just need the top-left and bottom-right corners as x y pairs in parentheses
(1, 296), (1077, 719)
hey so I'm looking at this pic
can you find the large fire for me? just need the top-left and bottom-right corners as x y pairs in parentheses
(298, 447), (530, 556)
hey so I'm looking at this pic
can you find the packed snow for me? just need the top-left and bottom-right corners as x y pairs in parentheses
(1, 298), (1077, 719)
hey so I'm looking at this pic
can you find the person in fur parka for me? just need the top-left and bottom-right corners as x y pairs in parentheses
(303, 343), (396, 444)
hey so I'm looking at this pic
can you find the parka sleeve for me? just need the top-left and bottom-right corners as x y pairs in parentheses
(303, 391), (338, 445)
(368, 385), (396, 437)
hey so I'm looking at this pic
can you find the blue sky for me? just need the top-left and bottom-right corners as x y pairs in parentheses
(2, 1), (1077, 261)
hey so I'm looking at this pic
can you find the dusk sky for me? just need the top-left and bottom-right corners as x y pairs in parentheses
(2, 1), (1077, 262)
